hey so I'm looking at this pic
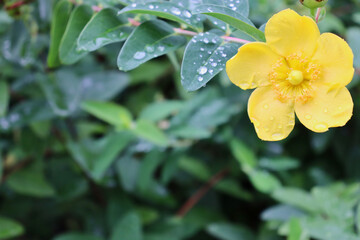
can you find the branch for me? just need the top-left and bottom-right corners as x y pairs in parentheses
(176, 168), (229, 218)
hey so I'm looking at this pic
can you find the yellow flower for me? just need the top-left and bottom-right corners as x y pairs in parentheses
(226, 9), (354, 141)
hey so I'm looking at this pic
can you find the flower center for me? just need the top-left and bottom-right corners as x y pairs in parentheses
(269, 52), (321, 103)
(287, 70), (303, 85)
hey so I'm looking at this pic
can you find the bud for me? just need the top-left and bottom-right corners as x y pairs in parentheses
(300, 0), (328, 9)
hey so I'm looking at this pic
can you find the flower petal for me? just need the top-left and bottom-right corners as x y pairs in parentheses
(226, 42), (281, 90)
(248, 86), (295, 141)
(295, 86), (353, 133)
(265, 9), (320, 57)
(312, 33), (354, 89)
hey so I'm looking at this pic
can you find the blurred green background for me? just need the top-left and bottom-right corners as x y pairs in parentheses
(1, 0), (360, 239)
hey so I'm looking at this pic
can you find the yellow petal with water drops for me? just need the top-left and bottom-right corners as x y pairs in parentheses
(295, 86), (353, 133)
(312, 33), (354, 89)
(248, 86), (295, 141)
(226, 42), (281, 90)
(265, 9), (320, 57)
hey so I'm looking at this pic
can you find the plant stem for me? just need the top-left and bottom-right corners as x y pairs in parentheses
(315, 8), (321, 23)
(130, 18), (251, 44)
(176, 168), (229, 218)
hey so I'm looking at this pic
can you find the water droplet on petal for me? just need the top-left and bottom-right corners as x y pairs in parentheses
(324, 108), (328, 113)
(134, 51), (146, 60)
(272, 133), (283, 141)
(270, 117), (274, 121)
(240, 83), (249, 89)
(305, 114), (312, 120)
(315, 123), (328, 132)
(263, 104), (269, 109)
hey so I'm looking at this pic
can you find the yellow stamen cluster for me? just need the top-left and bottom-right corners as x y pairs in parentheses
(269, 52), (321, 103)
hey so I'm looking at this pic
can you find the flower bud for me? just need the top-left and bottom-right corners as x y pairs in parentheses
(300, 0), (328, 9)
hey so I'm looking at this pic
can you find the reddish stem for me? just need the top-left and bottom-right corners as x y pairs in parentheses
(176, 168), (229, 218)
(315, 8), (321, 23)
(5, 0), (25, 10)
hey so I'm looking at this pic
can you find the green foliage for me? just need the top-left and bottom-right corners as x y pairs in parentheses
(0, 0), (359, 239)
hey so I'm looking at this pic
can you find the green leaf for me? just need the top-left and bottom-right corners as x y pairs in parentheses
(59, 5), (93, 65)
(132, 119), (169, 146)
(139, 100), (184, 122)
(118, 2), (203, 31)
(7, 162), (56, 197)
(192, 5), (265, 41)
(248, 170), (281, 193)
(53, 233), (103, 240)
(259, 157), (300, 171)
(206, 222), (254, 240)
(229, 138), (257, 171)
(0, 81), (9, 117)
(0, 217), (24, 239)
(47, 0), (73, 68)
(67, 132), (134, 181)
(272, 188), (319, 213)
(181, 32), (239, 91)
(137, 150), (164, 192)
(169, 125), (212, 139)
(81, 101), (133, 129)
(288, 218), (303, 240)
(78, 8), (132, 52)
(117, 19), (186, 71)
(111, 212), (143, 240)
(117, 155), (140, 192)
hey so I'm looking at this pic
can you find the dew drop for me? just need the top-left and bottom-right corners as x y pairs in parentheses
(323, 108), (328, 113)
(203, 38), (209, 44)
(131, 3), (137, 7)
(134, 51), (146, 60)
(171, 7), (181, 15)
(209, 69), (214, 74)
(198, 76), (204, 81)
(270, 116), (274, 121)
(158, 46), (165, 52)
(240, 83), (249, 89)
(198, 66), (208, 75)
(145, 45), (154, 53)
(211, 62), (217, 67)
(149, 4), (154, 9)
(305, 114), (312, 120)
(265, 127), (270, 132)
(263, 104), (269, 109)
(183, 10), (192, 18)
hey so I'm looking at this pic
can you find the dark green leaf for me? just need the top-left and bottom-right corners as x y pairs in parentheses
(206, 222), (254, 240)
(0, 217), (24, 239)
(59, 5), (93, 65)
(181, 32), (239, 91)
(53, 233), (103, 240)
(118, 19), (186, 71)
(0, 81), (9, 117)
(118, 2), (203, 31)
(78, 8), (132, 52)
(111, 212), (143, 240)
(192, 5), (265, 41)
(47, 0), (73, 67)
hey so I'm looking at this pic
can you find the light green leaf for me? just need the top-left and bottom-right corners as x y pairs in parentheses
(248, 170), (281, 193)
(0, 217), (24, 240)
(132, 119), (169, 146)
(0, 81), (9, 117)
(47, 0), (73, 67)
(118, 2), (203, 31)
(78, 8), (132, 52)
(169, 125), (212, 139)
(192, 5), (265, 41)
(117, 19), (186, 71)
(230, 138), (257, 171)
(111, 212), (143, 240)
(206, 222), (254, 240)
(181, 32), (239, 91)
(59, 5), (93, 65)
(81, 101), (133, 129)
(288, 218), (304, 240)
(139, 101), (184, 122)
(272, 188), (319, 213)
